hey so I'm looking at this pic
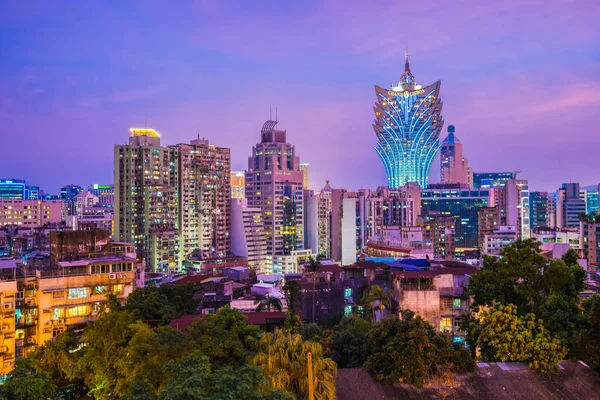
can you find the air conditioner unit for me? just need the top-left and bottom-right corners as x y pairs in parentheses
(1, 325), (9, 332)
(3, 303), (12, 310)
(117, 274), (124, 279)
(27, 336), (36, 344)
(0, 346), (7, 353)
(56, 319), (65, 325)
(25, 299), (34, 305)
(109, 274), (117, 279)
(45, 321), (52, 327)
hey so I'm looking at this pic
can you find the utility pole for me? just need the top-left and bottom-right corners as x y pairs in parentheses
(307, 352), (314, 400)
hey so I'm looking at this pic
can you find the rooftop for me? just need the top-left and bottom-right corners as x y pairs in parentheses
(336, 361), (600, 400)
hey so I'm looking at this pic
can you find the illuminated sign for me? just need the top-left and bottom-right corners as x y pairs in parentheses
(93, 185), (111, 190)
(387, 88), (425, 97)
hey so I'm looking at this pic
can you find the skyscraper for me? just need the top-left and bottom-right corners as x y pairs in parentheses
(245, 120), (304, 256)
(372, 50), (444, 188)
(440, 125), (472, 186)
(114, 128), (180, 271)
(300, 163), (310, 190)
(176, 137), (231, 260)
(231, 198), (269, 273)
(556, 183), (587, 228)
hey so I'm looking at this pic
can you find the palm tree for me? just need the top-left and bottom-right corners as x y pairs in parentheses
(252, 330), (337, 399)
(303, 256), (323, 322)
(283, 280), (301, 333)
(256, 294), (282, 312)
(362, 284), (391, 322)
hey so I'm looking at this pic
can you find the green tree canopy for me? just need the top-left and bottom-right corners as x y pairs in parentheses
(187, 306), (261, 368)
(158, 355), (292, 400)
(0, 358), (56, 400)
(326, 316), (372, 368)
(283, 280), (301, 333)
(122, 282), (200, 324)
(365, 310), (471, 387)
(469, 303), (567, 374)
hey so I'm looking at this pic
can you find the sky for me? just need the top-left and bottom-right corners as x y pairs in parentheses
(1, 0), (599, 194)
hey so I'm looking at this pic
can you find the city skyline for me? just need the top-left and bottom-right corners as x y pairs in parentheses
(1, 1), (599, 193)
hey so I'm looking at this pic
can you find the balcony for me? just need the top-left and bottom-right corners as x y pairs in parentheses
(439, 287), (466, 297)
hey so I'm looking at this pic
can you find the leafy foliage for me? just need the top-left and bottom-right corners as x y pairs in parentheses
(469, 303), (567, 374)
(121, 283), (201, 324)
(361, 284), (392, 322)
(283, 280), (301, 333)
(303, 256), (323, 322)
(326, 316), (372, 368)
(256, 294), (283, 312)
(0, 358), (56, 400)
(158, 355), (292, 400)
(252, 330), (337, 400)
(187, 306), (261, 368)
(365, 310), (468, 387)
(572, 294), (600, 372)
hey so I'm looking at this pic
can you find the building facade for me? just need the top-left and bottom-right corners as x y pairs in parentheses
(0, 200), (64, 228)
(114, 128), (180, 271)
(230, 171), (245, 199)
(176, 138), (231, 260)
(0, 179), (40, 200)
(245, 120), (304, 257)
(530, 191), (550, 229)
(440, 125), (472, 186)
(299, 163), (310, 190)
(372, 51), (444, 188)
(556, 183), (587, 229)
(231, 198), (269, 273)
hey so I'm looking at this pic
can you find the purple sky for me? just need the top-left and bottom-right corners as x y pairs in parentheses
(1, 0), (599, 194)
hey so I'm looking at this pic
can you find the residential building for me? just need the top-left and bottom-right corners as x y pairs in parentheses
(556, 183), (587, 229)
(372, 51), (444, 188)
(493, 179), (524, 240)
(273, 249), (314, 275)
(114, 128), (180, 272)
(0, 200), (64, 227)
(0, 239), (140, 377)
(176, 138), (231, 260)
(418, 212), (456, 259)
(231, 198), (269, 273)
(483, 225), (519, 256)
(331, 190), (360, 265)
(304, 181), (333, 258)
(245, 120), (304, 257)
(477, 207), (499, 251)
(230, 171), (245, 199)
(440, 125), (472, 186)
(60, 184), (84, 216)
(580, 221), (600, 272)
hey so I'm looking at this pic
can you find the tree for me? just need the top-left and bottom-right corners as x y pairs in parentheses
(0, 358), (56, 400)
(361, 284), (391, 322)
(253, 331), (337, 400)
(283, 280), (301, 333)
(469, 303), (567, 374)
(327, 316), (372, 368)
(158, 355), (292, 400)
(256, 294), (283, 312)
(303, 255), (323, 322)
(364, 310), (464, 387)
(573, 294), (600, 371)
(31, 328), (81, 383)
(123, 283), (200, 325)
(187, 306), (261, 369)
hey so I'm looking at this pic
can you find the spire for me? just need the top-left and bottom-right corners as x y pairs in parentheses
(405, 47), (410, 71)
(398, 47), (416, 90)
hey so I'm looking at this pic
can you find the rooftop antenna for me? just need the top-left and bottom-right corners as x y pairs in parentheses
(270, 106), (272, 120)
(276, 107), (278, 122)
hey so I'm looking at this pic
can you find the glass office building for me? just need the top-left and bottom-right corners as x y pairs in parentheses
(373, 51), (444, 188)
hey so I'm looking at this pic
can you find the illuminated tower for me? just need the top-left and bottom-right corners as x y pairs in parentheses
(245, 120), (304, 256)
(373, 50), (444, 188)
(440, 125), (472, 186)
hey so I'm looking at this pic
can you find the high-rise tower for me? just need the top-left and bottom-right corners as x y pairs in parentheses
(440, 125), (472, 186)
(373, 50), (444, 188)
(245, 120), (304, 256)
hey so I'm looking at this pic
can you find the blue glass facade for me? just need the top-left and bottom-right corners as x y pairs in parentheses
(421, 189), (491, 250)
(373, 54), (444, 188)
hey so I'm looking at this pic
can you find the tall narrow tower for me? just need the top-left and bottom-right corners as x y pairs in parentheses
(245, 120), (304, 256)
(440, 125), (471, 185)
(373, 50), (444, 188)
